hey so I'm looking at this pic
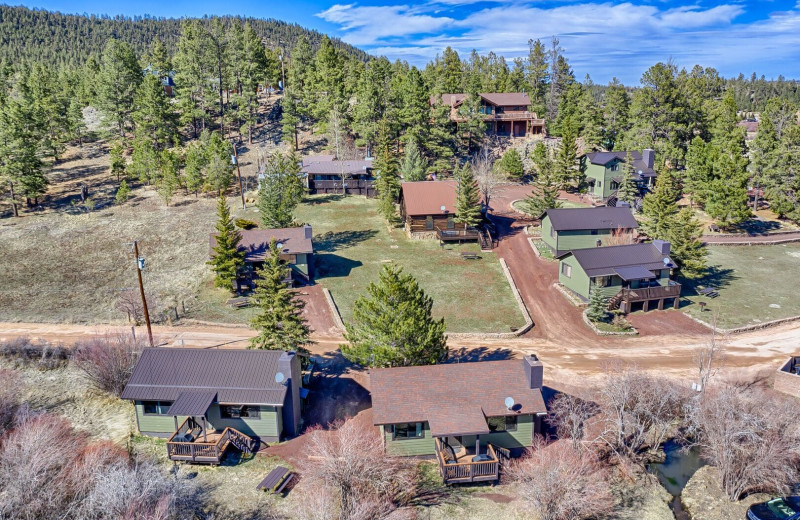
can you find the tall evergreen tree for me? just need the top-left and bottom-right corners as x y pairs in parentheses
(257, 151), (304, 228)
(586, 286), (609, 323)
(373, 120), (401, 222)
(668, 208), (707, 279)
(554, 121), (579, 189)
(399, 140), (426, 182)
(96, 38), (142, 137)
(453, 163), (482, 229)
(498, 148), (525, 180)
(603, 78), (630, 150)
(521, 154), (562, 217)
(249, 238), (310, 352)
(616, 151), (640, 206)
(208, 195), (244, 291)
(132, 74), (177, 149)
(341, 264), (447, 368)
(641, 170), (679, 239)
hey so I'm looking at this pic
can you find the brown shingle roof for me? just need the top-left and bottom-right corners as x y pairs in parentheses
(121, 348), (289, 405)
(370, 360), (547, 434)
(400, 180), (458, 216)
(432, 93), (531, 109)
(209, 227), (313, 263)
(545, 207), (639, 231)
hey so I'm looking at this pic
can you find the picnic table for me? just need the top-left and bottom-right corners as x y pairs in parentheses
(460, 252), (481, 260)
(257, 466), (294, 494)
(698, 287), (720, 298)
(226, 297), (251, 308)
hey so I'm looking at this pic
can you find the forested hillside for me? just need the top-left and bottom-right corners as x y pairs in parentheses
(0, 4), (370, 66)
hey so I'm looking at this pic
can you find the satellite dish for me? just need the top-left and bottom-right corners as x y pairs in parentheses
(637, 170), (643, 175)
(276, 242), (284, 250)
(663, 257), (670, 265)
(275, 372), (285, 384)
(440, 205), (447, 212)
(504, 397), (515, 410)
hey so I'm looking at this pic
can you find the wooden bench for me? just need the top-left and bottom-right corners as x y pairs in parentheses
(226, 297), (250, 309)
(256, 466), (294, 494)
(460, 252), (481, 260)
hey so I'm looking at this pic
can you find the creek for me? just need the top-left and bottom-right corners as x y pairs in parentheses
(648, 440), (706, 520)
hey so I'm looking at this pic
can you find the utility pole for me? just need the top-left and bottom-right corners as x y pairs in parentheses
(132, 240), (154, 347)
(232, 143), (246, 209)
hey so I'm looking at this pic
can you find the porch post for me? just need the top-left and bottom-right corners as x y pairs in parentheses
(658, 298), (664, 310)
(173, 415), (178, 432)
(202, 416), (208, 442)
(674, 297), (680, 309)
(475, 434), (480, 456)
(642, 300), (649, 312)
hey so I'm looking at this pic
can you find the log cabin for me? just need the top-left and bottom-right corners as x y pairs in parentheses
(370, 356), (547, 485)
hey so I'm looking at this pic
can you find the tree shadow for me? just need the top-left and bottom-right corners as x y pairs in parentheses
(681, 266), (737, 295)
(447, 346), (514, 362)
(302, 351), (371, 429)
(304, 193), (345, 205)
(733, 219), (783, 235)
(313, 229), (378, 253)
(314, 254), (363, 278)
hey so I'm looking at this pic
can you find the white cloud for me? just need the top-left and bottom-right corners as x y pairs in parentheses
(317, 1), (800, 82)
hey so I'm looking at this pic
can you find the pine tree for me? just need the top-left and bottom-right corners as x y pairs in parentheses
(399, 140), (426, 182)
(554, 121), (579, 189)
(373, 120), (401, 222)
(97, 38), (142, 137)
(115, 179), (130, 204)
(341, 264), (447, 368)
(207, 195), (244, 291)
(257, 152), (304, 228)
(132, 74), (177, 149)
(617, 151), (640, 205)
(526, 39), (549, 113)
(521, 158), (562, 218)
(157, 148), (180, 205)
(531, 141), (548, 180)
(641, 170), (679, 239)
(603, 78), (629, 150)
(668, 208), (707, 279)
(586, 285), (609, 323)
(280, 89), (301, 151)
(453, 163), (482, 229)
(498, 148), (525, 180)
(249, 238), (311, 352)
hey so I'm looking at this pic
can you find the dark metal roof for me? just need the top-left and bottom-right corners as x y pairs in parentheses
(614, 265), (658, 281)
(121, 348), (289, 406)
(301, 159), (373, 176)
(545, 207), (639, 231)
(585, 150), (656, 177)
(210, 227), (313, 263)
(568, 243), (673, 278)
(370, 359), (547, 431)
(166, 391), (217, 416)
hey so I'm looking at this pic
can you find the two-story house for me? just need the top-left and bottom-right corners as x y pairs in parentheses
(301, 156), (376, 197)
(582, 149), (656, 202)
(541, 207), (639, 258)
(431, 93), (546, 138)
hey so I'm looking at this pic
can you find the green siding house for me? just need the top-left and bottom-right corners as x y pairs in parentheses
(558, 240), (682, 313)
(122, 348), (304, 464)
(210, 225), (314, 285)
(541, 207), (639, 257)
(370, 356), (547, 484)
(581, 149), (656, 201)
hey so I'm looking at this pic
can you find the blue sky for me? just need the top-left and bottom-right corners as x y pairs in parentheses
(17, 0), (800, 83)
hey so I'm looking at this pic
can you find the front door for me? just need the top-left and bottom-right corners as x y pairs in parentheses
(447, 216), (455, 229)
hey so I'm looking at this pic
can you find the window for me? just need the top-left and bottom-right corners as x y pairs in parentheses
(594, 275), (610, 287)
(597, 181), (602, 188)
(220, 405), (261, 419)
(487, 415), (518, 432)
(610, 164), (619, 172)
(425, 216), (434, 230)
(561, 263), (572, 278)
(447, 216), (455, 230)
(590, 229), (599, 235)
(550, 226), (556, 238)
(610, 181), (620, 190)
(392, 422), (424, 440)
(142, 401), (172, 415)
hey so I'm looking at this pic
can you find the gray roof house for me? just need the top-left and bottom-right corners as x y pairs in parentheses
(122, 348), (304, 464)
(582, 149), (657, 201)
(541, 207), (639, 258)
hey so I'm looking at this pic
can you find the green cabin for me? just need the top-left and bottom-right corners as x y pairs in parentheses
(558, 241), (682, 313)
(370, 356), (547, 485)
(122, 348), (304, 464)
(581, 149), (656, 201)
(541, 207), (639, 258)
(210, 225), (314, 286)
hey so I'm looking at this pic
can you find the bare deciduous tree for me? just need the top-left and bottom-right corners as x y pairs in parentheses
(471, 147), (501, 212)
(300, 418), (416, 520)
(694, 314), (726, 395)
(0, 370), (21, 435)
(507, 438), (614, 520)
(546, 393), (598, 451)
(73, 332), (146, 397)
(604, 227), (636, 246)
(688, 386), (800, 501)
(116, 289), (159, 326)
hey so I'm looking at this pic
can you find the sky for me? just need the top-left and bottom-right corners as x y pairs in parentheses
(17, 0), (800, 84)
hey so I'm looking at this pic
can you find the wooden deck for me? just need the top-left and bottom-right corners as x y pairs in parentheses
(435, 227), (481, 242)
(434, 438), (503, 484)
(166, 418), (257, 464)
(613, 282), (682, 313)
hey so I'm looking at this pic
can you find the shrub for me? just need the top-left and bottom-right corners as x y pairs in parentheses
(0, 370), (21, 435)
(116, 288), (159, 325)
(234, 218), (258, 230)
(0, 336), (69, 369)
(73, 333), (145, 397)
(115, 180), (131, 204)
(507, 439), (614, 520)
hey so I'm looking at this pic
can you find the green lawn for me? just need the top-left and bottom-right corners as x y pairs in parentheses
(284, 195), (524, 333)
(682, 244), (800, 329)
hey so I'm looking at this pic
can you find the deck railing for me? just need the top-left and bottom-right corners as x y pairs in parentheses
(620, 282), (681, 302)
(166, 418), (256, 464)
(434, 438), (500, 484)
(435, 226), (481, 241)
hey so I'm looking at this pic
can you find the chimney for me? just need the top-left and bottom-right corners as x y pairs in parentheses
(278, 351), (302, 438)
(523, 355), (543, 389)
(642, 149), (655, 169)
(303, 224), (312, 240)
(653, 239), (671, 256)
